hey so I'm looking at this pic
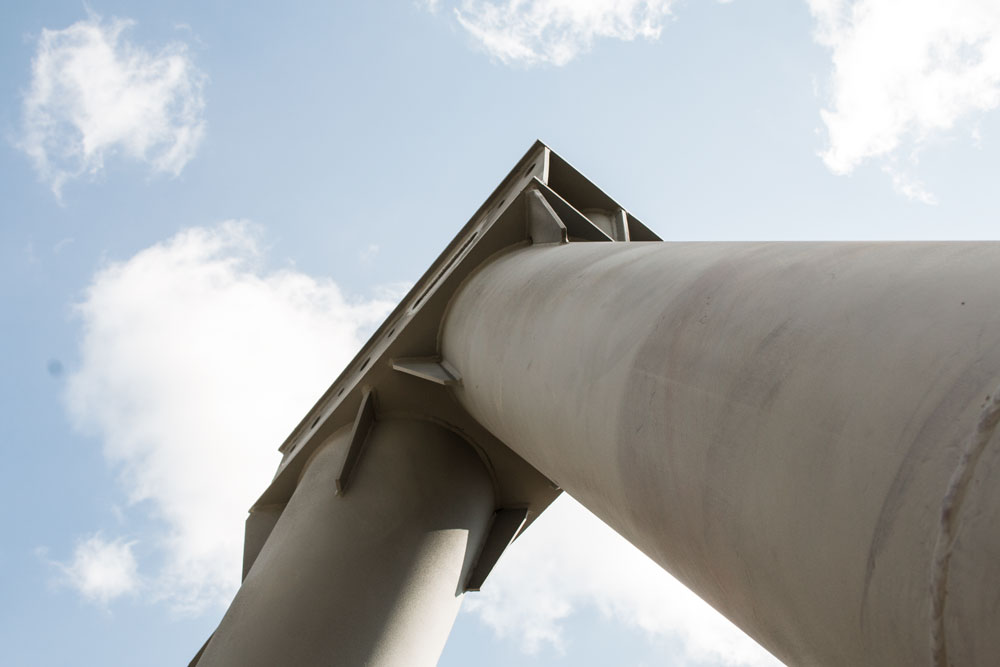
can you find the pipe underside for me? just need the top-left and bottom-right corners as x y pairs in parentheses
(441, 241), (1000, 667)
(197, 419), (494, 667)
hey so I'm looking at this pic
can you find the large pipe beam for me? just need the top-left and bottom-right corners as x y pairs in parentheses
(197, 143), (1000, 666)
(196, 418), (495, 666)
(441, 241), (1000, 667)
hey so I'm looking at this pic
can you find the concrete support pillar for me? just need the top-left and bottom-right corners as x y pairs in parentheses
(196, 418), (495, 667)
(441, 241), (1000, 667)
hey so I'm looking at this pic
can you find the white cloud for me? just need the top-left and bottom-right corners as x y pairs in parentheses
(465, 495), (784, 666)
(66, 222), (395, 612)
(446, 0), (675, 66)
(19, 14), (206, 196)
(809, 0), (1000, 199)
(56, 534), (139, 604)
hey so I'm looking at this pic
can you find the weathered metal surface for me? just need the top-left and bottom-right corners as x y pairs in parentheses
(441, 240), (1000, 667)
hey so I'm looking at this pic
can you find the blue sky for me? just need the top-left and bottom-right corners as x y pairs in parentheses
(2, 1), (999, 665)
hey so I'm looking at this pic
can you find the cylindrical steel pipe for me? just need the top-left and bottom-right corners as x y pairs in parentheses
(197, 418), (495, 667)
(441, 241), (1000, 667)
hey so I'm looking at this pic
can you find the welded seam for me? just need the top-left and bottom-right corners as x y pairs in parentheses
(929, 387), (1000, 666)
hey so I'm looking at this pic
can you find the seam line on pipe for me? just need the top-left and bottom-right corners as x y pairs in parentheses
(929, 385), (1000, 667)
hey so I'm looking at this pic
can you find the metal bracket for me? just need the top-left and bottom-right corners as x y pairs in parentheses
(336, 387), (376, 495)
(391, 357), (461, 386)
(534, 180), (614, 242)
(525, 188), (568, 245)
(613, 208), (630, 241)
(464, 507), (529, 592)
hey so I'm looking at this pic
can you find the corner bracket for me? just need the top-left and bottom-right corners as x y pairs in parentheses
(464, 507), (530, 592)
(391, 357), (462, 386)
(336, 387), (376, 495)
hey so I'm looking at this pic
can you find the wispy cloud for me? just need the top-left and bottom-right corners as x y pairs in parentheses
(54, 534), (139, 605)
(19, 13), (206, 197)
(882, 164), (938, 205)
(358, 243), (380, 263)
(444, 0), (675, 66)
(465, 496), (783, 666)
(809, 0), (1000, 201)
(65, 222), (395, 612)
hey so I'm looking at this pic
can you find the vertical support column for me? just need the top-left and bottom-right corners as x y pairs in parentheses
(196, 418), (495, 667)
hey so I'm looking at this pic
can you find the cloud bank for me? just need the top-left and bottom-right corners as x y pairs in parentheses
(66, 222), (396, 612)
(809, 0), (1000, 199)
(449, 0), (675, 66)
(19, 14), (206, 196)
